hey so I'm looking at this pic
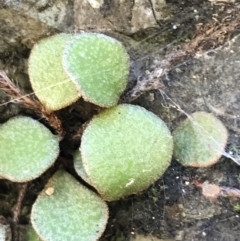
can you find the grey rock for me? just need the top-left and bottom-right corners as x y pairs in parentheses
(0, 0), (74, 52)
(74, 0), (167, 34)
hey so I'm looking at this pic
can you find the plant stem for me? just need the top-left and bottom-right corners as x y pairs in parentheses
(12, 183), (28, 241)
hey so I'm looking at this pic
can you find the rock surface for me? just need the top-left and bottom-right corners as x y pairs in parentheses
(75, 0), (167, 34)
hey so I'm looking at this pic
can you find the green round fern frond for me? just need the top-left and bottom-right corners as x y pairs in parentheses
(73, 149), (92, 185)
(173, 112), (228, 167)
(63, 33), (129, 107)
(0, 218), (11, 241)
(31, 171), (108, 241)
(28, 34), (80, 111)
(81, 104), (173, 201)
(25, 225), (41, 241)
(0, 116), (59, 182)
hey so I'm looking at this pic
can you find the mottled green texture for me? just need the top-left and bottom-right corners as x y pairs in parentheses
(0, 225), (4, 241)
(26, 225), (41, 241)
(0, 116), (59, 182)
(31, 171), (108, 241)
(73, 149), (91, 185)
(81, 104), (173, 201)
(28, 34), (80, 111)
(173, 112), (228, 167)
(63, 33), (129, 107)
(0, 223), (9, 241)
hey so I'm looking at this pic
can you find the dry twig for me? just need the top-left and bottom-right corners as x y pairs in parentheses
(12, 183), (28, 241)
(0, 71), (63, 136)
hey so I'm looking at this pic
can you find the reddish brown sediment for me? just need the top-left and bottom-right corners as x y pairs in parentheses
(192, 180), (240, 202)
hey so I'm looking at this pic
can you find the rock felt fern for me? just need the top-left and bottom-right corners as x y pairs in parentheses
(28, 33), (130, 110)
(2, 32), (226, 241)
(28, 34), (80, 111)
(0, 221), (11, 241)
(0, 116), (59, 182)
(63, 33), (130, 107)
(25, 225), (41, 241)
(173, 112), (228, 167)
(31, 170), (108, 241)
(73, 149), (92, 185)
(80, 104), (173, 201)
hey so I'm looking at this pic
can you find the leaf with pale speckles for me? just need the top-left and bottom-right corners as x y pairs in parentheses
(28, 34), (80, 111)
(173, 112), (228, 167)
(63, 33), (129, 107)
(0, 116), (59, 182)
(81, 104), (173, 201)
(31, 170), (108, 241)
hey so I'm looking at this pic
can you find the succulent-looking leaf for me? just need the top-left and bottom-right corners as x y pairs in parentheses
(63, 33), (129, 107)
(173, 112), (228, 167)
(0, 225), (6, 241)
(81, 104), (173, 201)
(73, 149), (92, 185)
(0, 116), (59, 182)
(28, 33), (80, 111)
(25, 225), (41, 241)
(0, 220), (11, 241)
(31, 170), (108, 241)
